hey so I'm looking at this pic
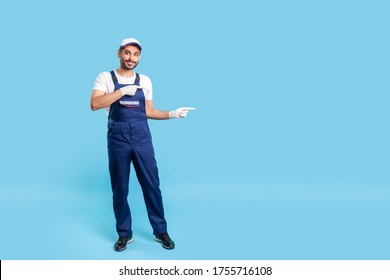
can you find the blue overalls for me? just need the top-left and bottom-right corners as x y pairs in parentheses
(107, 70), (167, 237)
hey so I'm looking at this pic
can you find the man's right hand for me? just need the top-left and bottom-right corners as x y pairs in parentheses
(119, 85), (144, 96)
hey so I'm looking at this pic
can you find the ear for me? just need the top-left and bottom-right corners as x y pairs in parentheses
(117, 49), (122, 58)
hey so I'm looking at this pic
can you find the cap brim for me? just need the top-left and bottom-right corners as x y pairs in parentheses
(120, 43), (142, 51)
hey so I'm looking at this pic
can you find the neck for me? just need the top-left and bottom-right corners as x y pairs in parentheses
(116, 68), (134, 78)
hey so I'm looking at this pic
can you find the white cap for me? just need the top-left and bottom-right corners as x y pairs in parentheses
(119, 38), (142, 51)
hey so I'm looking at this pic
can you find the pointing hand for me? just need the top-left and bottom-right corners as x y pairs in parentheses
(169, 107), (196, 118)
(119, 85), (144, 96)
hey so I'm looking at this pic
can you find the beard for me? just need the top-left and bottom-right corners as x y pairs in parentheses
(120, 58), (139, 70)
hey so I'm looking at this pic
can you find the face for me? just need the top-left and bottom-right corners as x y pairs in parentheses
(118, 45), (141, 70)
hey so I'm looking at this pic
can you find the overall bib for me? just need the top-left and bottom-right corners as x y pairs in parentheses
(107, 71), (167, 237)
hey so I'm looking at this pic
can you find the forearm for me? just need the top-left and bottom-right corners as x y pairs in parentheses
(146, 108), (170, 120)
(90, 90), (122, 111)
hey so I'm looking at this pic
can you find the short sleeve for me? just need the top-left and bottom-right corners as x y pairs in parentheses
(93, 72), (109, 93)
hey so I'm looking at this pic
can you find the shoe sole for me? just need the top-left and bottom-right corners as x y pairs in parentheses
(114, 237), (134, 252)
(154, 236), (161, 243)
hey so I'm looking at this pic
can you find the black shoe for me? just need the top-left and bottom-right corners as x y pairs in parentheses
(114, 235), (133, 251)
(154, 233), (175, 250)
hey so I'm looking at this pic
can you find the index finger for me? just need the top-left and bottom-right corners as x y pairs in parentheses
(183, 107), (196, 111)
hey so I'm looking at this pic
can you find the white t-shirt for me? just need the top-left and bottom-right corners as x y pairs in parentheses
(93, 70), (153, 115)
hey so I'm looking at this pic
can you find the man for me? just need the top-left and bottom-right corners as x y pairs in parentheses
(90, 37), (195, 251)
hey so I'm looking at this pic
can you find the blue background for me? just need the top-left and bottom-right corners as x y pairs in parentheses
(0, 0), (389, 259)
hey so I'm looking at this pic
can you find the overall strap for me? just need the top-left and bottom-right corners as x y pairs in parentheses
(110, 70), (118, 85)
(134, 73), (140, 85)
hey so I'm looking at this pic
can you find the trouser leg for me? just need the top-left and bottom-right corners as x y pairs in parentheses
(108, 135), (132, 237)
(132, 148), (167, 235)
